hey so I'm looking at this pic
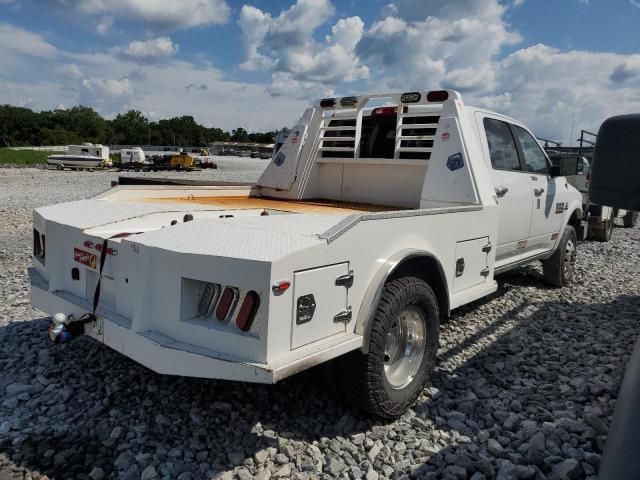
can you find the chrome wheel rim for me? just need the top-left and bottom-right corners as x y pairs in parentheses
(383, 306), (426, 390)
(563, 238), (577, 277)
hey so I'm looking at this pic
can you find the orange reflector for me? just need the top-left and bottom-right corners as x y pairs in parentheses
(216, 287), (239, 322)
(236, 291), (260, 332)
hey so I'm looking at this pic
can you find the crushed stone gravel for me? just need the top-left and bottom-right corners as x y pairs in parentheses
(1, 164), (639, 480)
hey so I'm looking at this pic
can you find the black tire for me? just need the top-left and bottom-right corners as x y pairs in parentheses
(56, 164), (64, 171)
(623, 211), (639, 228)
(542, 225), (577, 287)
(591, 213), (614, 242)
(336, 277), (440, 419)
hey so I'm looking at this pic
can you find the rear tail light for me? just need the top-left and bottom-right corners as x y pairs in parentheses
(236, 291), (260, 332)
(198, 283), (220, 317)
(33, 229), (45, 260)
(216, 287), (239, 323)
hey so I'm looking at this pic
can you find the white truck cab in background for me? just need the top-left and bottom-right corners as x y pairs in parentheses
(30, 89), (582, 418)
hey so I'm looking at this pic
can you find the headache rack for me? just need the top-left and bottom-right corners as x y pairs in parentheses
(316, 91), (452, 162)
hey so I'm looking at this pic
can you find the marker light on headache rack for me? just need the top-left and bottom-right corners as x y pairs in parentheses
(372, 107), (398, 116)
(427, 90), (449, 102)
(320, 98), (336, 108)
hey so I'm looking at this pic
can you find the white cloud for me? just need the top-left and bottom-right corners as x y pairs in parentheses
(96, 16), (113, 35)
(52, 0), (230, 29)
(123, 37), (179, 61)
(56, 63), (83, 79)
(79, 78), (133, 113)
(356, 0), (520, 92)
(476, 45), (640, 142)
(0, 25), (306, 130)
(0, 23), (57, 57)
(238, 0), (368, 97)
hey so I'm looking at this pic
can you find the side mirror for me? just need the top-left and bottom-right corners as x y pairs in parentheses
(576, 157), (585, 175)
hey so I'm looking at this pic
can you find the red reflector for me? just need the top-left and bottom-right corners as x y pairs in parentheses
(216, 287), (239, 322)
(106, 248), (118, 256)
(95, 244), (102, 252)
(84, 240), (94, 249)
(427, 90), (449, 102)
(236, 291), (260, 332)
(272, 280), (291, 295)
(372, 107), (398, 116)
(320, 98), (336, 108)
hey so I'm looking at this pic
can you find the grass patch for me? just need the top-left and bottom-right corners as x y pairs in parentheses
(0, 149), (56, 165)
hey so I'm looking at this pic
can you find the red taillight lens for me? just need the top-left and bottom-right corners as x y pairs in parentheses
(84, 240), (94, 249)
(427, 90), (449, 102)
(216, 287), (239, 322)
(236, 291), (260, 332)
(372, 107), (398, 116)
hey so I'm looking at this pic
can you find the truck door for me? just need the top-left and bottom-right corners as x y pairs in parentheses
(511, 125), (564, 253)
(481, 117), (533, 265)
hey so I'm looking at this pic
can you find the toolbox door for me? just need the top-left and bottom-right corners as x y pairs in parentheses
(453, 237), (491, 293)
(291, 263), (350, 349)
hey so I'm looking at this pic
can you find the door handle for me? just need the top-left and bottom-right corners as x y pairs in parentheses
(534, 187), (545, 196)
(495, 187), (509, 198)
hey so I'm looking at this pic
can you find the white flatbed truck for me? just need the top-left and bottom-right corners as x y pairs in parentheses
(30, 90), (582, 418)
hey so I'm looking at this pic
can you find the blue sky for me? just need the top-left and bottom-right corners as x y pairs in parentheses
(1, 0), (640, 142)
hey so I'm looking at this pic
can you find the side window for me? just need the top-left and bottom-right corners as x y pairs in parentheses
(483, 118), (521, 171)
(513, 126), (549, 174)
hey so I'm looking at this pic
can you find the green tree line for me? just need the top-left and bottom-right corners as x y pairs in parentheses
(0, 105), (283, 147)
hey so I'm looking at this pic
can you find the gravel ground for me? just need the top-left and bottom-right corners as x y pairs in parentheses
(1, 165), (639, 480)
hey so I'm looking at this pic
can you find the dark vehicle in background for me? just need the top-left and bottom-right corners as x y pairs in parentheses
(591, 114), (640, 480)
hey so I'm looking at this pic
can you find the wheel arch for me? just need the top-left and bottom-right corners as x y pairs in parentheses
(354, 249), (449, 354)
(567, 205), (583, 233)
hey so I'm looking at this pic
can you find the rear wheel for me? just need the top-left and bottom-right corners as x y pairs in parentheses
(542, 225), (577, 287)
(336, 277), (439, 419)
(56, 164), (64, 171)
(591, 212), (614, 242)
(623, 211), (639, 228)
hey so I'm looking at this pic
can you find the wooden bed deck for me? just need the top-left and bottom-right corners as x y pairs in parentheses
(147, 195), (400, 214)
